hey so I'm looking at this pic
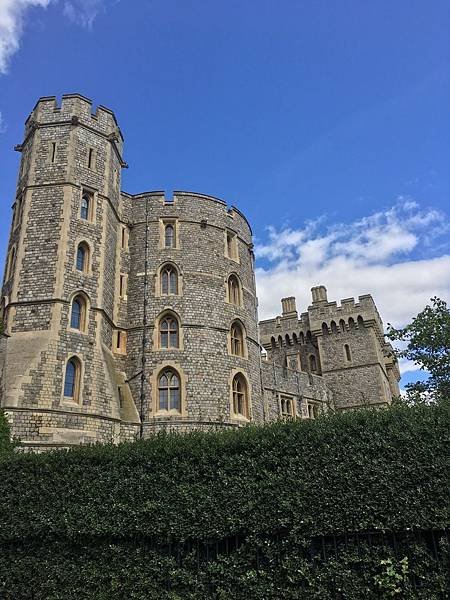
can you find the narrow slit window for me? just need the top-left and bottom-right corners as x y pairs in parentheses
(344, 344), (352, 362)
(51, 142), (57, 163)
(80, 193), (91, 220)
(165, 224), (175, 248)
(64, 357), (81, 401)
(119, 274), (127, 298)
(121, 227), (128, 249)
(87, 148), (94, 169)
(76, 243), (89, 272)
(70, 295), (86, 331)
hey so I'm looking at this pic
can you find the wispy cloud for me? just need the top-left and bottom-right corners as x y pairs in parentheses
(0, 111), (6, 133)
(0, 0), (52, 74)
(62, 0), (106, 29)
(256, 199), (450, 328)
(0, 0), (110, 74)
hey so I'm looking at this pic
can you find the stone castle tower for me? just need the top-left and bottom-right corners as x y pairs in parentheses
(259, 286), (400, 412)
(0, 95), (400, 450)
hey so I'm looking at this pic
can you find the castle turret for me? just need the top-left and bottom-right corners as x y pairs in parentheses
(308, 288), (400, 409)
(0, 94), (133, 448)
(125, 192), (263, 432)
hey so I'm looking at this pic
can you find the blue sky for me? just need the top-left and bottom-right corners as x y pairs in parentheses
(0, 0), (449, 386)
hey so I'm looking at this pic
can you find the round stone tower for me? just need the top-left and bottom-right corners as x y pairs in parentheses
(126, 191), (263, 433)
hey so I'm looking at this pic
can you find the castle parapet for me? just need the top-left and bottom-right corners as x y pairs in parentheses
(24, 94), (124, 153)
(308, 289), (384, 337)
(130, 191), (253, 243)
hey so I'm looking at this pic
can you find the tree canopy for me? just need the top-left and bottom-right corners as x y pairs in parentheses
(387, 296), (450, 403)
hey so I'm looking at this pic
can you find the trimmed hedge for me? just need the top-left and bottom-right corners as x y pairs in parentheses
(0, 402), (448, 599)
(0, 411), (14, 457)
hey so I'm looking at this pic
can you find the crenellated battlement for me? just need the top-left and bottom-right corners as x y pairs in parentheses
(128, 190), (253, 242)
(24, 94), (123, 147)
(308, 294), (383, 334)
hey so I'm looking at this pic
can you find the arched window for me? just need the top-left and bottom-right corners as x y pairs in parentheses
(164, 224), (174, 248)
(348, 317), (355, 330)
(331, 320), (338, 333)
(232, 373), (248, 418)
(340, 319), (346, 333)
(64, 357), (81, 401)
(308, 403), (319, 419)
(309, 354), (317, 372)
(278, 335), (283, 348)
(76, 242), (89, 273)
(322, 322), (329, 335)
(160, 315), (179, 349)
(227, 274), (241, 305)
(299, 332), (305, 345)
(158, 368), (181, 412)
(80, 193), (90, 220)
(271, 336), (276, 349)
(70, 295), (87, 331)
(161, 264), (178, 295)
(281, 396), (294, 417)
(344, 344), (352, 362)
(357, 316), (365, 329)
(285, 334), (291, 346)
(230, 322), (244, 357)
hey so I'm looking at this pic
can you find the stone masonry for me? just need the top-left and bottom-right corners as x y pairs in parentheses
(0, 95), (400, 450)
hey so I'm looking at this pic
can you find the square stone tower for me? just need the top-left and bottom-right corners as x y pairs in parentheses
(308, 286), (400, 410)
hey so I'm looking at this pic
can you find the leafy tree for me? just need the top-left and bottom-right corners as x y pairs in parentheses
(387, 297), (450, 403)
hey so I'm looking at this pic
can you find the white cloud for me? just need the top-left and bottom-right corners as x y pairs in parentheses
(256, 200), (450, 380)
(256, 200), (450, 328)
(63, 0), (105, 29)
(0, 0), (52, 74)
(0, 0), (110, 74)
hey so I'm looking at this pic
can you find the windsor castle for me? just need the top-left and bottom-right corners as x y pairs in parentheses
(0, 94), (400, 450)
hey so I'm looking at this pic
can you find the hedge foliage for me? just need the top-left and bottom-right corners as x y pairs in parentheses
(0, 410), (14, 457)
(0, 402), (448, 599)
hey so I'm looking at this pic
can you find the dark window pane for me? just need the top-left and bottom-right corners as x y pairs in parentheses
(165, 225), (174, 247)
(170, 388), (180, 411)
(159, 388), (168, 411)
(64, 361), (76, 397)
(71, 299), (81, 329)
(161, 271), (168, 294)
(161, 331), (168, 348)
(81, 196), (89, 220)
(76, 246), (85, 271)
(170, 271), (177, 294)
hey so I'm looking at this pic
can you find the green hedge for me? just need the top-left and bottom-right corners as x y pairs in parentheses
(0, 403), (448, 599)
(0, 411), (14, 457)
